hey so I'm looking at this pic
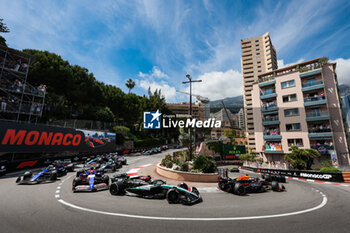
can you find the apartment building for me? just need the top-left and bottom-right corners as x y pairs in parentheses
(237, 108), (245, 130)
(166, 102), (204, 120)
(252, 58), (350, 169)
(241, 32), (278, 150)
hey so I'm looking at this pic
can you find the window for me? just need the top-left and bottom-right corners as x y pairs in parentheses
(256, 53), (260, 55)
(286, 123), (301, 131)
(284, 108), (299, 117)
(257, 57), (261, 60)
(257, 61), (261, 64)
(257, 65), (262, 68)
(281, 80), (295, 89)
(283, 94), (297, 103)
(265, 35), (269, 39)
(258, 70), (262, 72)
(256, 48), (260, 51)
(255, 40), (259, 42)
(288, 139), (303, 147)
(255, 44), (259, 47)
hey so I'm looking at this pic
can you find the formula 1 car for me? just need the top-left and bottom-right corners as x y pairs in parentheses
(218, 175), (285, 195)
(97, 161), (119, 173)
(16, 166), (58, 184)
(110, 178), (202, 205)
(115, 156), (127, 165)
(72, 169), (109, 192)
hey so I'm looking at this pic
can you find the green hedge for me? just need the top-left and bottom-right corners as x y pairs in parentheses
(320, 167), (342, 173)
(134, 138), (166, 148)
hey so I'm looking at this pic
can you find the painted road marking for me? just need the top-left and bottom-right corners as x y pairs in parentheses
(56, 171), (327, 221)
(58, 191), (327, 221)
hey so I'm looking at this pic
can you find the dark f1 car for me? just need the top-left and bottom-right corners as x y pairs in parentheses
(261, 173), (286, 183)
(16, 166), (58, 184)
(72, 169), (109, 192)
(218, 175), (285, 195)
(110, 177), (202, 205)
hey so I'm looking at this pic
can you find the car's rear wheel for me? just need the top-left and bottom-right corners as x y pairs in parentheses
(109, 181), (125, 195)
(104, 175), (110, 185)
(167, 189), (179, 204)
(233, 183), (246, 196)
(271, 181), (280, 191)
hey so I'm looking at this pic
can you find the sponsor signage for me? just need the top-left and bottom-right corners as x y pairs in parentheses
(0, 121), (116, 153)
(223, 145), (246, 160)
(143, 110), (221, 129)
(254, 168), (344, 182)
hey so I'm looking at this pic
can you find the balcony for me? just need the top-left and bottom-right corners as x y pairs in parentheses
(311, 144), (334, 154)
(304, 96), (327, 107)
(299, 68), (322, 78)
(302, 81), (325, 92)
(260, 90), (277, 100)
(261, 103), (278, 113)
(262, 116), (280, 126)
(308, 128), (333, 139)
(306, 112), (330, 122)
(259, 80), (276, 87)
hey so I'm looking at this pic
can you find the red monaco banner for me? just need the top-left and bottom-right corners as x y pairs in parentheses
(0, 121), (86, 152)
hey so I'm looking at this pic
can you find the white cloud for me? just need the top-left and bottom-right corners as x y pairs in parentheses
(331, 58), (350, 85)
(139, 79), (176, 101)
(138, 66), (168, 79)
(277, 58), (305, 68)
(182, 69), (242, 101)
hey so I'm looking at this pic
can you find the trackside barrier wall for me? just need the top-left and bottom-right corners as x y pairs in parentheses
(242, 166), (344, 182)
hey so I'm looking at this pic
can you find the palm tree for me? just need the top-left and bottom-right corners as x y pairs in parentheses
(125, 79), (135, 94)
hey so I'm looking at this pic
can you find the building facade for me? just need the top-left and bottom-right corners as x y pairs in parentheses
(252, 58), (350, 169)
(237, 108), (245, 130)
(166, 102), (204, 120)
(241, 32), (278, 150)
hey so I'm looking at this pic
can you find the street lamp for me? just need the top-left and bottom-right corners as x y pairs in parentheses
(182, 74), (202, 160)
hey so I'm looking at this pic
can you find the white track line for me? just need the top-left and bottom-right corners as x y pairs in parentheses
(56, 173), (327, 221)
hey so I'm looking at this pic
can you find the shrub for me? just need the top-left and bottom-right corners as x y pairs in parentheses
(320, 167), (342, 173)
(161, 154), (173, 166)
(164, 160), (173, 168)
(193, 155), (217, 173)
(180, 162), (189, 172)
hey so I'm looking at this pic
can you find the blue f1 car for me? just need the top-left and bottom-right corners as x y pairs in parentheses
(16, 166), (59, 185)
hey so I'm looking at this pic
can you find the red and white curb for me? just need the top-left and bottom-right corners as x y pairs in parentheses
(126, 162), (159, 177)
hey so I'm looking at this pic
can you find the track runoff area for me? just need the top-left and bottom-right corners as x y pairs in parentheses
(1, 150), (350, 233)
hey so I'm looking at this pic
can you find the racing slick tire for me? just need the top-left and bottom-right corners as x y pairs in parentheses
(103, 175), (110, 186)
(271, 181), (280, 192)
(50, 171), (58, 181)
(166, 189), (179, 204)
(264, 174), (271, 182)
(109, 181), (125, 195)
(261, 174), (265, 179)
(122, 160), (127, 165)
(233, 183), (246, 196)
(278, 175), (286, 183)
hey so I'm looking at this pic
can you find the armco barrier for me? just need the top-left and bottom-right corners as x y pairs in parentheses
(242, 166), (344, 182)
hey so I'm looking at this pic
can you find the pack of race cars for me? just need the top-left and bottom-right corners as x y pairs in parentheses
(15, 152), (287, 205)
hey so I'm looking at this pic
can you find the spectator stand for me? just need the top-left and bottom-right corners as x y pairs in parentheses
(0, 45), (45, 123)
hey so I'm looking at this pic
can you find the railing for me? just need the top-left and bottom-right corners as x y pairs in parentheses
(262, 116), (279, 122)
(308, 128), (331, 133)
(264, 144), (283, 151)
(302, 81), (324, 88)
(306, 111), (329, 118)
(304, 95), (326, 102)
(263, 131), (280, 136)
(261, 103), (277, 110)
(260, 90), (276, 96)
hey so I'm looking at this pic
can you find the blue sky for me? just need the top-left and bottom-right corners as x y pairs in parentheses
(1, 0), (350, 102)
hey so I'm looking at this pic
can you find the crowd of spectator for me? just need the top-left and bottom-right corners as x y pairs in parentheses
(0, 95), (43, 115)
(0, 77), (47, 96)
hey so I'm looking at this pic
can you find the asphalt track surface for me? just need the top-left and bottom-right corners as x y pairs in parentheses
(1, 149), (350, 233)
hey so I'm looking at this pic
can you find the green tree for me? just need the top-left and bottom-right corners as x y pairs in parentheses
(0, 18), (10, 47)
(125, 78), (135, 94)
(284, 146), (321, 170)
(224, 128), (236, 142)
